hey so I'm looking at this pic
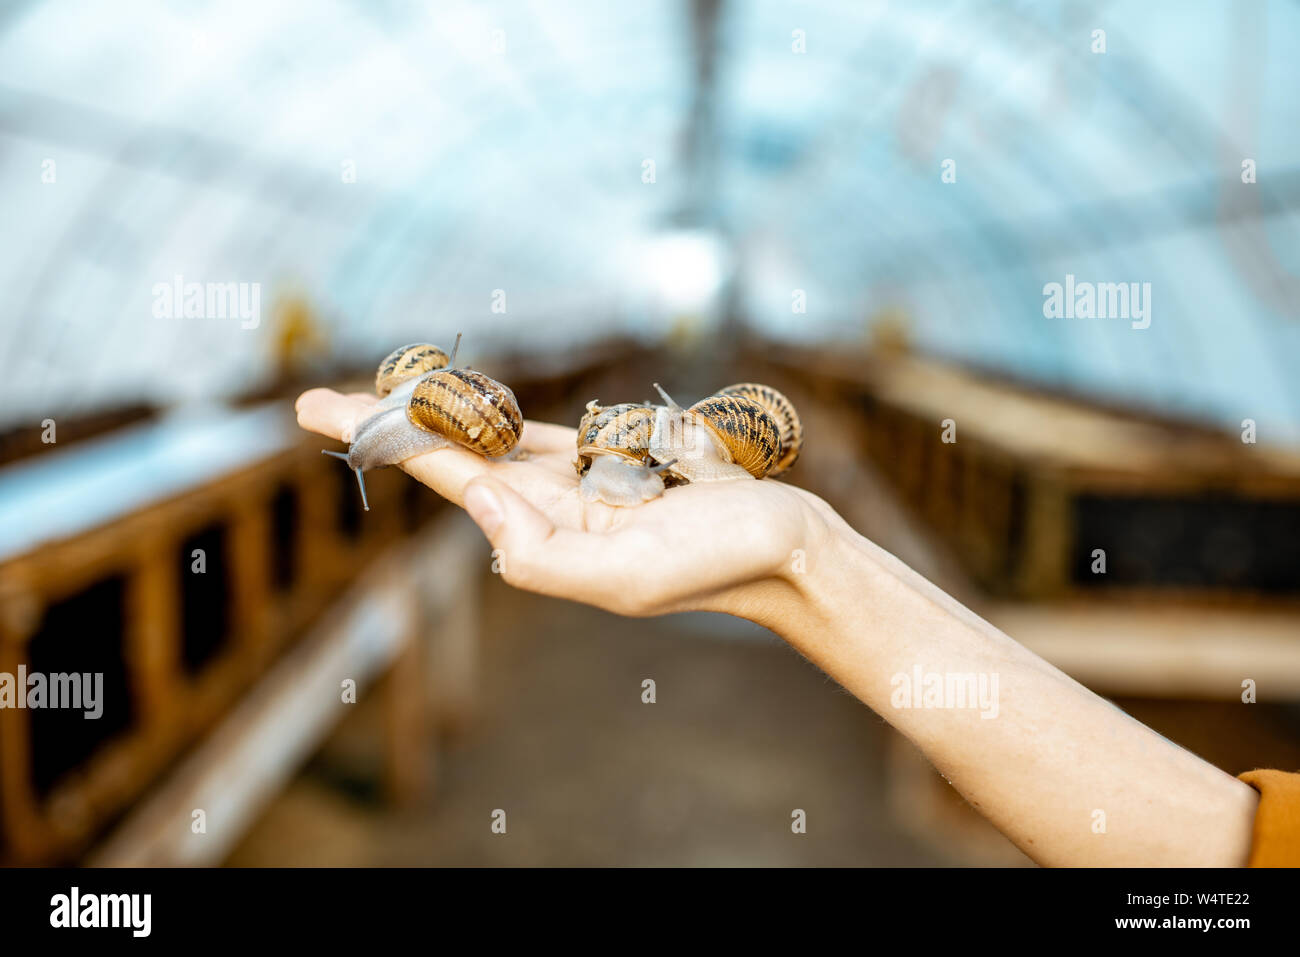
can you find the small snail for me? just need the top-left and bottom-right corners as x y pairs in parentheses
(648, 384), (782, 484)
(573, 401), (677, 506)
(324, 334), (523, 510)
(573, 382), (797, 506)
(713, 382), (802, 476)
(375, 342), (454, 397)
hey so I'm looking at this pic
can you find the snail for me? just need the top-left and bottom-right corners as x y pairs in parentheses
(323, 334), (523, 510)
(573, 382), (798, 506)
(573, 401), (678, 506)
(647, 384), (782, 484)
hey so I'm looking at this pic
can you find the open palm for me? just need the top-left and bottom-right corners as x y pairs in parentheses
(296, 388), (830, 618)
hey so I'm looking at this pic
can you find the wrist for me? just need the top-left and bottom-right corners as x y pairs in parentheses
(789, 516), (876, 641)
(740, 502), (885, 660)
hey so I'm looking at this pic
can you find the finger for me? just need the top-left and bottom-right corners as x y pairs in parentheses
(398, 446), (493, 507)
(519, 420), (577, 453)
(296, 388), (371, 442)
(462, 477), (648, 611)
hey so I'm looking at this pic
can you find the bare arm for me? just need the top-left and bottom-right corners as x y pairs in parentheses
(780, 514), (1258, 866)
(297, 389), (1259, 866)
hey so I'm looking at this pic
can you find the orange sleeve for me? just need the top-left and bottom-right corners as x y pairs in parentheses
(1237, 769), (1300, 867)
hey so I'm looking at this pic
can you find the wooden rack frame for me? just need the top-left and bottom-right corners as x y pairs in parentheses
(0, 403), (439, 864)
(758, 348), (1300, 605)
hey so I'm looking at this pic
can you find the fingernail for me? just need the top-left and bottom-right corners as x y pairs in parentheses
(464, 483), (505, 537)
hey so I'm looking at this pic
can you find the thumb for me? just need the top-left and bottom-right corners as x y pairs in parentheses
(461, 477), (647, 611)
(463, 476), (554, 551)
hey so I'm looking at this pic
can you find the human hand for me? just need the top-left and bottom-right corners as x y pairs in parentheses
(295, 388), (837, 621)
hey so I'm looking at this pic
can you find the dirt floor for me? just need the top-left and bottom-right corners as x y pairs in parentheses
(226, 567), (1300, 867)
(226, 572), (1030, 866)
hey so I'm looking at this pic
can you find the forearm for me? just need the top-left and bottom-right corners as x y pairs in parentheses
(767, 518), (1259, 866)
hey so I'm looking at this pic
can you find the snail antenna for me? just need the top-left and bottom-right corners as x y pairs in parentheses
(354, 468), (370, 511)
(448, 332), (463, 368)
(322, 450), (370, 511)
(652, 383), (682, 411)
(648, 458), (677, 473)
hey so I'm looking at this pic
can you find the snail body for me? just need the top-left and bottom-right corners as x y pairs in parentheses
(324, 335), (523, 510)
(648, 386), (781, 485)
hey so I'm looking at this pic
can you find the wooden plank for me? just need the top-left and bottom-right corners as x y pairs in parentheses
(381, 635), (432, 805)
(127, 528), (181, 733)
(854, 354), (1300, 481)
(0, 634), (40, 860)
(0, 404), (302, 563)
(1014, 475), (1071, 598)
(987, 602), (1300, 700)
(420, 517), (486, 735)
(229, 491), (273, 670)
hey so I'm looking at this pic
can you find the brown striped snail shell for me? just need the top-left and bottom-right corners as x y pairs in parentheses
(648, 384), (782, 484)
(408, 368), (523, 458)
(682, 393), (781, 478)
(375, 342), (453, 397)
(714, 382), (801, 475)
(323, 335), (522, 511)
(574, 401), (656, 472)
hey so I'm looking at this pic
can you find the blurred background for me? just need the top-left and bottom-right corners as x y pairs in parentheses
(1, 0), (1298, 866)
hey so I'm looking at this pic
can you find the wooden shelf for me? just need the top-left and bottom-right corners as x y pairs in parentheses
(987, 601), (1300, 700)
